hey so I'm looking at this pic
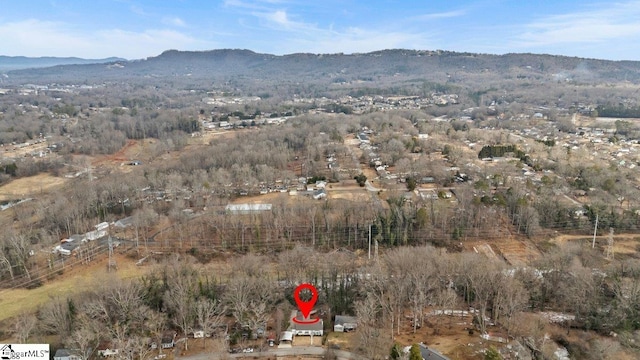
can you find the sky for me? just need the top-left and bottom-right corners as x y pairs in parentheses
(1, 0), (640, 60)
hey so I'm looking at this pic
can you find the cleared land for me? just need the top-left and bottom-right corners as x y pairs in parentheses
(0, 173), (67, 201)
(0, 252), (147, 322)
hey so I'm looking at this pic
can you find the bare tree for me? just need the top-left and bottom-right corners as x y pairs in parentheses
(145, 311), (168, 356)
(68, 315), (100, 360)
(194, 298), (226, 349)
(355, 294), (390, 360)
(38, 296), (73, 340)
(13, 312), (37, 343)
(164, 263), (197, 350)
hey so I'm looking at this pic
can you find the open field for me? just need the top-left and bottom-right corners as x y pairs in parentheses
(188, 129), (241, 145)
(0, 173), (67, 201)
(0, 252), (147, 323)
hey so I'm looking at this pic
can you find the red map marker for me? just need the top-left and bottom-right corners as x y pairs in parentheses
(292, 283), (319, 324)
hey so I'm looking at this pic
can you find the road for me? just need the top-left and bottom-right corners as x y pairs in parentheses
(177, 346), (369, 360)
(364, 180), (380, 192)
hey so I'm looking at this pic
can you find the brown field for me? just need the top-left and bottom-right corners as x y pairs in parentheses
(0, 252), (146, 323)
(0, 173), (68, 201)
(188, 129), (241, 145)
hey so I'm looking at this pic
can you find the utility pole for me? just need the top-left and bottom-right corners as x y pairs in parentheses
(592, 214), (598, 249)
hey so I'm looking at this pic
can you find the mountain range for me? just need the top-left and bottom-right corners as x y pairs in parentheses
(2, 49), (640, 91)
(0, 56), (126, 71)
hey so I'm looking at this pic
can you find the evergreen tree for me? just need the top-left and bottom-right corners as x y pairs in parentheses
(409, 344), (422, 360)
(484, 346), (502, 360)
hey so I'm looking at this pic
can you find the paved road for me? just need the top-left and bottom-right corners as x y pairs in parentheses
(177, 346), (368, 360)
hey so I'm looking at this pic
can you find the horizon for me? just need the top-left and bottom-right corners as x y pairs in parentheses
(2, 1), (640, 61)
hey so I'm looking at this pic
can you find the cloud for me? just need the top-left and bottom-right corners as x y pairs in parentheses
(265, 10), (290, 27)
(513, 1), (640, 48)
(163, 17), (186, 27)
(0, 19), (215, 59)
(252, 9), (312, 30)
(412, 10), (467, 21)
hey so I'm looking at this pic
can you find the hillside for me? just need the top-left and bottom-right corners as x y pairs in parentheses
(0, 55), (125, 71)
(4, 49), (640, 89)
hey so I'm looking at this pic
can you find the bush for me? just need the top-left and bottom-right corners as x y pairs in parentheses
(354, 174), (367, 187)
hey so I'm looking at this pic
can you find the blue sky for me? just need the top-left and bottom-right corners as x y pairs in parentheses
(1, 0), (640, 60)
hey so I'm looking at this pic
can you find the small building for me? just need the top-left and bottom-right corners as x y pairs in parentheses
(333, 315), (357, 332)
(225, 203), (273, 214)
(357, 133), (370, 143)
(59, 241), (80, 256)
(114, 216), (134, 229)
(420, 176), (436, 184)
(54, 349), (83, 360)
(313, 189), (327, 200)
(278, 331), (293, 349)
(161, 331), (176, 349)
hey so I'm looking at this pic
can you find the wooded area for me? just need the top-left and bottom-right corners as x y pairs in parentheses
(2, 49), (640, 359)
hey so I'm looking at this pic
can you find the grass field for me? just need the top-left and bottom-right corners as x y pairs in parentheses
(0, 253), (146, 323)
(0, 173), (67, 201)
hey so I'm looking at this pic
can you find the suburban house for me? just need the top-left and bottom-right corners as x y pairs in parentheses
(357, 133), (370, 144)
(161, 331), (177, 349)
(333, 315), (357, 332)
(53, 349), (83, 360)
(290, 310), (323, 336)
(96, 342), (118, 357)
(58, 241), (80, 256)
(312, 189), (327, 200)
(114, 216), (134, 229)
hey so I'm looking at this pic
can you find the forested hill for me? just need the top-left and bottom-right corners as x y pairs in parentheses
(4, 49), (640, 88)
(0, 56), (125, 71)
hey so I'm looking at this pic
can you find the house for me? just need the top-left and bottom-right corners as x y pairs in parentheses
(357, 133), (370, 144)
(59, 241), (80, 256)
(54, 349), (83, 360)
(290, 311), (323, 336)
(114, 216), (134, 229)
(313, 189), (327, 200)
(333, 315), (357, 332)
(420, 177), (435, 184)
(161, 331), (177, 349)
(96, 342), (119, 357)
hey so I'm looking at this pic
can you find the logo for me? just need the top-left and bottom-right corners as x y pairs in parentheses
(0, 345), (49, 360)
